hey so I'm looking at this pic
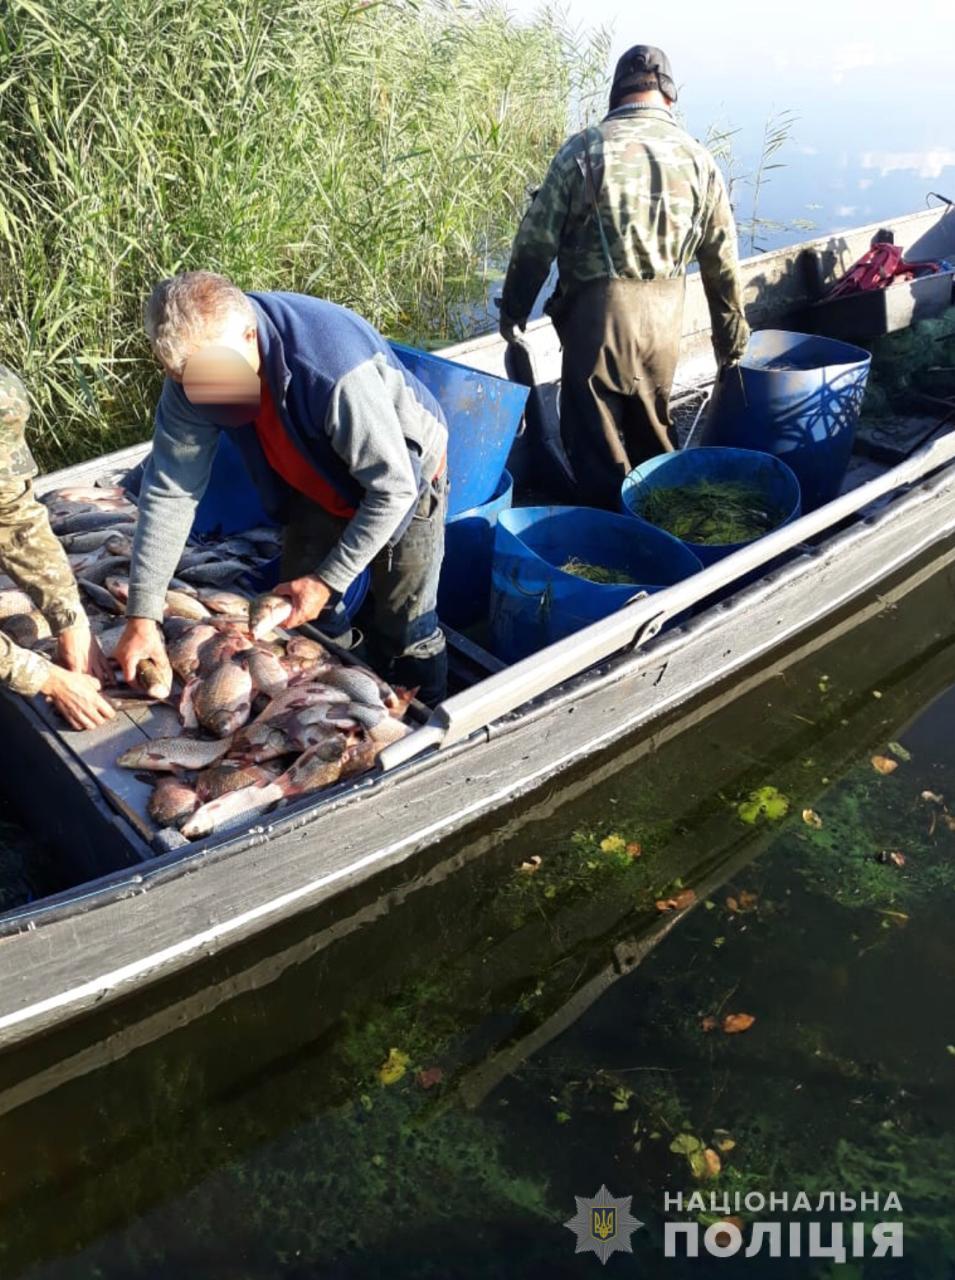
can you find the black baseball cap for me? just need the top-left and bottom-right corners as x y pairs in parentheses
(610, 44), (677, 106)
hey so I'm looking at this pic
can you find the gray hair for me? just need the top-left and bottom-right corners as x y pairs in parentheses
(144, 271), (255, 375)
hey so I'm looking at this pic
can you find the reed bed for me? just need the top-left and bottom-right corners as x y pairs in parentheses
(0, 0), (605, 468)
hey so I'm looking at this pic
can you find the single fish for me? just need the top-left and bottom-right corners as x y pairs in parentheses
(227, 719), (296, 763)
(312, 664), (385, 709)
(196, 589), (250, 618)
(167, 578), (199, 597)
(79, 555), (131, 587)
(59, 525), (137, 553)
(0, 589), (37, 619)
(78, 579), (124, 614)
(147, 776), (199, 829)
(103, 532), (134, 557)
(285, 636), (328, 663)
(343, 702), (412, 745)
(178, 559), (250, 586)
(278, 735), (351, 797)
(0, 612), (51, 646)
(180, 780), (285, 839)
(193, 659), (253, 737)
(136, 656), (172, 699)
(249, 593), (292, 640)
(195, 761), (281, 803)
(175, 549), (222, 571)
(197, 629), (253, 675)
(167, 622), (217, 680)
(51, 510), (137, 535)
(249, 682), (350, 725)
(164, 590), (211, 621)
(247, 647), (289, 698)
(118, 736), (233, 772)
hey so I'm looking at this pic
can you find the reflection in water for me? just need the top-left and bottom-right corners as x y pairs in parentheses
(1, 561), (955, 1278)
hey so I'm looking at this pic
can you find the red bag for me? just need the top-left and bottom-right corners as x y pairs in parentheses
(827, 242), (944, 298)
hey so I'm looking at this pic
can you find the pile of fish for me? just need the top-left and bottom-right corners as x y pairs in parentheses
(0, 478), (414, 841)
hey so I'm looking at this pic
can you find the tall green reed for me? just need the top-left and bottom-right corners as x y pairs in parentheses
(0, 0), (604, 467)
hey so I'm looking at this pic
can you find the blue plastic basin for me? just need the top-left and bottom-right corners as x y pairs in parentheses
(438, 470), (513, 630)
(698, 329), (871, 511)
(390, 342), (529, 517)
(489, 506), (702, 663)
(620, 447), (802, 567)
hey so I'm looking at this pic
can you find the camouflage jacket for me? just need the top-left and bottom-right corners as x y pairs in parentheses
(0, 366), (83, 696)
(500, 105), (750, 361)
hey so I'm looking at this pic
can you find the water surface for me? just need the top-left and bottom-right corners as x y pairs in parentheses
(1, 559), (954, 1277)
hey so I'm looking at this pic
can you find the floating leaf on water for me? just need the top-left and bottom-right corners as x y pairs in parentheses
(871, 755), (898, 775)
(700, 1015), (719, 1032)
(715, 1136), (737, 1153)
(599, 834), (627, 855)
(377, 1047), (410, 1086)
(872, 690), (883, 698)
(722, 1012), (756, 1034)
(713, 936), (726, 949)
(946, 1045), (955, 1057)
(887, 741), (912, 762)
(626, 841), (643, 858)
(543, 884), (557, 899)
(656, 888), (697, 912)
(669, 1133), (702, 1155)
(942, 815), (955, 833)
(738, 890), (758, 911)
(873, 849), (906, 868)
(416, 1066), (444, 1090)
(737, 785), (790, 824)
(556, 1110), (571, 1125)
(802, 807), (823, 829)
(725, 896), (739, 913)
(611, 1085), (634, 1112)
(518, 855), (542, 874)
(921, 790), (945, 805)
(698, 1148), (722, 1180)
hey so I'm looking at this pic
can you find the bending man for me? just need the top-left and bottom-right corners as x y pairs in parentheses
(116, 273), (449, 704)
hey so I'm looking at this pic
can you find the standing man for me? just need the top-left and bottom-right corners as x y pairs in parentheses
(115, 273), (449, 704)
(0, 366), (114, 730)
(499, 44), (750, 509)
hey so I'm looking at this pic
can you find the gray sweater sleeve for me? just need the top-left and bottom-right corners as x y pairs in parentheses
(127, 381), (221, 621)
(314, 358), (422, 593)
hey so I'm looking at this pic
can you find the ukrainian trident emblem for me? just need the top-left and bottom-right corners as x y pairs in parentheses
(565, 1184), (644, 1264)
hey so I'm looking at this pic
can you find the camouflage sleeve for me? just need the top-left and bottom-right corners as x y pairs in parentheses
(0, 475), (84, 635)
(694, 166), (750, 363)
(500, 143), (578, 325)
(0, 628), (52, 697)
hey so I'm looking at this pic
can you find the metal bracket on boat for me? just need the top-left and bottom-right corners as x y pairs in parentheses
(378, 427), (955, 773)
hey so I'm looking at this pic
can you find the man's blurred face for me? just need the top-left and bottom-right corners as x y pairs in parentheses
(168, 313), (263, 425)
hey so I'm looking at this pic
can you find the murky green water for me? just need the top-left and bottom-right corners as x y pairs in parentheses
(1, 562), (955, 1278)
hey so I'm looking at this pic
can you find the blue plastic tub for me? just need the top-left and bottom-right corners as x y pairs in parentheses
(438, 470), (513, 630)
(390, 342), (529, 518)
(698, 329), (871, 511)
(488, 506), (702, 663)
(620, 447), (802, 567)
